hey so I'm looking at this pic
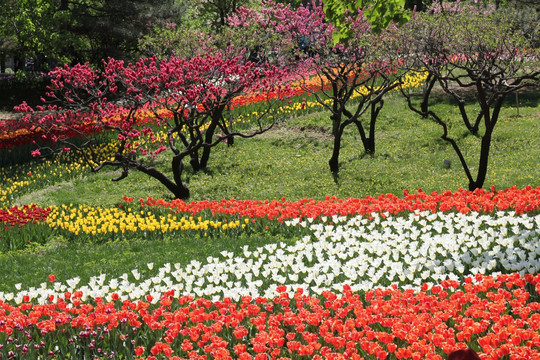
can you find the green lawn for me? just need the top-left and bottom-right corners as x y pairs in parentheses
(6, 92), (540, 207)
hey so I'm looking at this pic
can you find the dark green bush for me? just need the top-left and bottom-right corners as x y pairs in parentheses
(0, 71), (50, 111)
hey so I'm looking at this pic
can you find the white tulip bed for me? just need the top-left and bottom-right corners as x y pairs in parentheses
(3, 210), (538, 305)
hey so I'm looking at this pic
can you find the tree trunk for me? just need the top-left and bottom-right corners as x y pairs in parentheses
(222, 122), (234, 147)
(199, 120), (218, 170)
(170, 181), (190, 199)
(190, 150), (201, 171)
(328, 114), (342, 173)
(471, 110), (483, 134)
(469, 127), (493, 190)
(364, 137), (375, 154)
(171, 155), (190, 199)
(328, 133), (342, 173)
(367, 100), (383, 153)
(457, 100), (478, 134)
(469, 98), (503, 190)
(354, 101), (383, 154)
(421, 74), (436, 116)
(354, 121), (371, 153)
(134, 159), (190, 199)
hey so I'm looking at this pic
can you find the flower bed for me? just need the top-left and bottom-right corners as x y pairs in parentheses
(137, 185), (540, 220)
(0, 204), (50, 228)
(2, 186), (539, 248)
(0, 186), (539, 359)
(3, 208), (539, 302)
(1, 274), (539, 359)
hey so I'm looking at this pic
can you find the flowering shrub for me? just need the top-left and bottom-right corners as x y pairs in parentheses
(0, 68), (427, 152)
(234, 1), (412, 171)
(10, 51), (297, 200)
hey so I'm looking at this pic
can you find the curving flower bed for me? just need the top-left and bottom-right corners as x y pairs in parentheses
(1, 186), (539, 250)
(0, 274), (539, 359)
(137, 185), (540, 220)
(0, 186), (539, 359)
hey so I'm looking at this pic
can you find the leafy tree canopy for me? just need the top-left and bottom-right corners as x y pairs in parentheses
(323, 0), (410, 43)
(0, 0), (183, 70)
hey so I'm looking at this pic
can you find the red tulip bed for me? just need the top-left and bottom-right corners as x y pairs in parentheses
(0, 273), (540, 360)
(1, 186), (540, 359)
(136, 185), (540, 220)
(0, 204), (50, 229)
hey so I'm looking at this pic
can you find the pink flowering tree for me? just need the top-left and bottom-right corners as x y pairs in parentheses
(226, 1), (319, 68)
(307, 12), (407, 173)
(15, 52), (288, 199)
(396, 2), (540, 190)
(231, 2), (408, 173)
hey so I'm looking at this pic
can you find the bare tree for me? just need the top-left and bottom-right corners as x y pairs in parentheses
(397, 3), (540, 190)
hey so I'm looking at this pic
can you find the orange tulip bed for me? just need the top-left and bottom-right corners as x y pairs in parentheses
(0, 273), (539, 360)
(0, 82), (322, 150)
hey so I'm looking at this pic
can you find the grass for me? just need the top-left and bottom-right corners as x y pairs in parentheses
(0, 232), (297, 293)
(0, 87), (539, 293)
(6, 92), (539, 207)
